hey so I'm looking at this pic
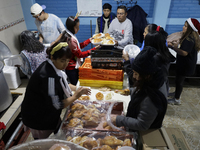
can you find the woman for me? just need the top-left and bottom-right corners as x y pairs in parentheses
(65, 16), (100, 85)
(112, 46), (167, 131)
(144, 31), (175, 97)
(140, 24), (168, 50)
(19, 30), (47, 78)
(21, 42), (91, 139)
(167, 18), (200, 105)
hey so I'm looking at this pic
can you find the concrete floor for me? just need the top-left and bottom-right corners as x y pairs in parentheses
(24, 77), (200, 150)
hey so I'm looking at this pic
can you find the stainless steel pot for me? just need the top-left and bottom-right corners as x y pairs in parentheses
(0, 61), (12, 112)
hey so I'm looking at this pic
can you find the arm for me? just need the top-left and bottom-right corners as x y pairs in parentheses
(168, 42), (188, 56)
(69, 38), (96, 58)
(63, 87), (91, 108)
(123, 60), (134, 83)
(69, 83), (76, 91)
(115, 97), (158, 130)
(39, 34), (44, 43)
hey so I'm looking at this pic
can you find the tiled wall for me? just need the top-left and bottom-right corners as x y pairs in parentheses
(0, 0), (27, 55)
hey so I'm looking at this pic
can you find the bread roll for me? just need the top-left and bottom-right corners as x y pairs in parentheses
(93, 38), (102, 43)
(49, 144), (70, 150)
(96, 92), (104, 100)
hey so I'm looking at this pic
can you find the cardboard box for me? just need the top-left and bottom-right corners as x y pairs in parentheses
(137, 127), (191, 150)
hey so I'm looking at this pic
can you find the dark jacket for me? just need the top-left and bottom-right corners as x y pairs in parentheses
(127, 5), (148, 43)
(21, 61), (66, 130)
(97, 13), (115, 33)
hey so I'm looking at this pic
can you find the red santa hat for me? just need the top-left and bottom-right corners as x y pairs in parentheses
(187, 18), (199, 32)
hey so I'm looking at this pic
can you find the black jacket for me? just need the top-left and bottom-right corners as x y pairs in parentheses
(127, 5), (148, 43)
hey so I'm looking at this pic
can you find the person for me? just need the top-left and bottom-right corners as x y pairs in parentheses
(30, 3), (66, 45)
(21, 42), (91, 139)
(140, 24), (168, 50)
(65, 15), (101, 85)
(107, 5), (133, 50)
(144, 31), (176, 97)
(19, 30), (47, 78)
(95, 3), (116, 34)
(167, 18), (200, 105)
(111, 46), (167, 131)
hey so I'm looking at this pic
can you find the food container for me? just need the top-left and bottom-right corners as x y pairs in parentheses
(0, 61), (12, 112)
(62, 101), (124, 132)
(91, 50), (123, 70)
(123, 44), (140, 60)
(64, 129), (135, 150)
(3, 66), (21, 89)
(79, 58), (124, 81)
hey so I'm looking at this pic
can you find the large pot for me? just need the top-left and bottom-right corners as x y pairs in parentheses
(0, 61), (12, 112)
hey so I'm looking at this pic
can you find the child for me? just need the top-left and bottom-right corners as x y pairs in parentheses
(65, 15), (100, 85)
(21, 42), (91, 139)
(95, 3), (116, 34)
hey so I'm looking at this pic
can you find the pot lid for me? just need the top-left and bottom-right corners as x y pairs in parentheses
(0, 41), (12, 62)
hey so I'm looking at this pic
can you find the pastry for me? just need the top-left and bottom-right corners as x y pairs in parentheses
(105, 33), (110, 37)
(106, 36), (114, 40)
(98, 87), (111, 92)
(93, 38), (102, 43)
(72, 109), (87, 118)
(100, 136), (123, 147)
(71, 103), (86, 112)
(93, 33), (102, 38)
(114, 89), (130, 95)
(49, 144), (70, 150)
(97, 145), (113, 150)
(78, 95), (90, 100)
(67, 118), (83, 128)
(107, 40), (114, 45)
(71, 136), (82, 144)
(96, 92), (104, 100)
(66, 136), (72, 141)
(123, 139), (132, 146)
(79, 136), (88, 146)
(83, 137), (98, 150)
(105, 92), (113, 100)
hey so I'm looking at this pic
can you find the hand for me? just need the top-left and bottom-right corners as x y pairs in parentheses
(95, 45), (101, 50)
(111, 115), (117, 126)
(115, 40), (118, 46)
(122, 52), (129, 61)
(74, 87), (91, 99)
(51, 41), (56, 46)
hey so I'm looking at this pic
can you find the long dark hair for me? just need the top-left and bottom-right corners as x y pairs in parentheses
(146, 24), (168, 40)
(65, 16), (79, 34)
(180, 21), (200, 52)
(46, 42), (72, 60)
(20, 30), (44, 53)
(59, 30), (72, 43)
(144, 31), (171, 64)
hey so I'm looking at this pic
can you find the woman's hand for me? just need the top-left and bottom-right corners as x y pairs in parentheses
(74, 87), (91, 99)
(111, 115), (117, 126)
(95, 45), (101, 50)
(115, 40), (118, 46)
(122, 52), (129, 61)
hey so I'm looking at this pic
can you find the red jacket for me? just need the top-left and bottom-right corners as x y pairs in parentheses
(66, 38), (96, 70)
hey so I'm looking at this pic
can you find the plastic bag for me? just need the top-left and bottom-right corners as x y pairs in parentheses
(106, 102), (124, 131)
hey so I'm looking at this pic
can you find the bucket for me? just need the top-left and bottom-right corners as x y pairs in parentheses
(0, 61), (12, 112)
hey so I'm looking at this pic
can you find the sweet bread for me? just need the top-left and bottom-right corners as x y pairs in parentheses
(123, 138), (132, 146)
(96, 92), (104, 100)
(98, 87), (111, 92)
(105, 33), (110, 37)
(93, 38), (102, 43)
(72, 109), (87, 118)
(71, 103), (85, 112)
(100, 136), (123, 147)
(83, 137), (98, 149)
(105, 92), (113, 100)
(78, 95), (90, 100)
(97, 145), (113, 150)
(105, 36), (114, 40)
(93, 33), (102, 38)
(67, 118), (83, 128)
(107, 40), (114, 45)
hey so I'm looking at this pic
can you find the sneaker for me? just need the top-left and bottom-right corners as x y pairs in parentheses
(168, 92), (175, 97)
(167, 98), (181, 105)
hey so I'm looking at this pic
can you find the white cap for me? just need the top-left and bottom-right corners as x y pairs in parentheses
(30, 3), (46, 16)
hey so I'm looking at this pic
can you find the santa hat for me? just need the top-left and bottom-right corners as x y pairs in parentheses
(187, 18), (199, 32)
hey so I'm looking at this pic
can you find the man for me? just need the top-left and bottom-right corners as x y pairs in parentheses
(95, 3), (116, 34)
(30, 3), (66, 45)
(108, 5), (133, 50)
